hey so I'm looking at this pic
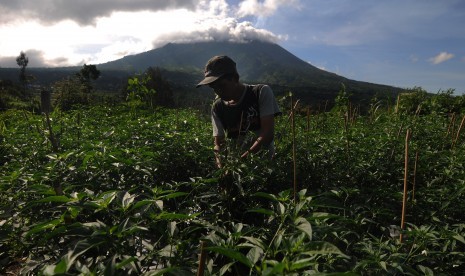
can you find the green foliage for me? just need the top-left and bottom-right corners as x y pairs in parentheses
(53, 77), (90, 111)
(396, 87), (465, 115)
(16, 51), (29, 85)
(1, 102), (465, 275)
(125, 76), (156, 116)
(51, 64), (101, 111)
(124, 67), (175, 110)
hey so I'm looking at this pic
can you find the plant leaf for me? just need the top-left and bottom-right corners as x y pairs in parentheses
(246, 208), (274, 216)
(36, 195), (74, 203)
(453, 234), (465, 244)
(207, 246), (253, 268)
(253, 192), (278, 202)
(295, 217), (312, 239)
(246, 246), (264, 265)
(302, 242), (348, 258)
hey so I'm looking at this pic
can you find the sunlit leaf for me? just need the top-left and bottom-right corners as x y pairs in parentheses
(122, 191), (135, 209)
(295, 217), (312, 239)
(289, 258), (313, 271)
(453, 234), (465, 244)
(219, 262), (235, 276)
(246, 246), (264, 265)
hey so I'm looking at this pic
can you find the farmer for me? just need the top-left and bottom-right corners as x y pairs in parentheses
(196, 55), (281, 168)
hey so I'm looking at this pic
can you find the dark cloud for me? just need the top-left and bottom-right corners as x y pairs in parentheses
(0, 0), (198, 25)
(0, 49), (68, 68)
(0, 56), (16, 68)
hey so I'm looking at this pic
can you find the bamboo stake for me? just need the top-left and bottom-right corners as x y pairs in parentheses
(400, 129), (411, 243)
(412, 151), (419, 202)
(443, 113), (455, 149)
(306, 107), (310, 132)
(450, 113), (457, 145)
(306, 107), (310, 147)
(343, 111), (350, 163)
(291, 94), (297, 201)
(197, 241), (207, 276)
(445, 113), (456, 138)
(390, 122), (404, 161)
(77, 110), (81, 142)
(453, 114), (465, 148)
(45, 112), (59, 153)
(351, 106), (358, 125)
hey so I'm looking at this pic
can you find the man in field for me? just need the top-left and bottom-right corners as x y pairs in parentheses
(196, 55), (281, 168)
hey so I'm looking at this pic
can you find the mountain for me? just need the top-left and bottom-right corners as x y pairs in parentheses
(100, 40), (402, 108)
(1, 40), (402, 110)
(100, 40), (338, 86)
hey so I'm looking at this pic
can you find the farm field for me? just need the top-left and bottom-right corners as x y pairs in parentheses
(1, 95), (465, 275)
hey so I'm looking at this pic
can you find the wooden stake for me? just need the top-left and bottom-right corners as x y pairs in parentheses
(412, 151), (418, 202)
(306, 107), (310, 132)
(453, 114), (465, 148)
(45, 112), (59, 153)
(197, 241), (207, 276)
(448, 113), (457, 144)
(390, 122), (404, 161)
(291, 94), (297, 201)
(306, 107), (310, 147)
(445, 113), (455, 139)
(400, 129), (410, 243)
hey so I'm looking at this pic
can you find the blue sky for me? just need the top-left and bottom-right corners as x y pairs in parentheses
(0, 0), (464, 94)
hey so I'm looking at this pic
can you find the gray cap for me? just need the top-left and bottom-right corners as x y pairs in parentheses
(196, 55), (238, 88)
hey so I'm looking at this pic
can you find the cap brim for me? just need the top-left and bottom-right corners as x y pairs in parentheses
(196, 75), (221, 88)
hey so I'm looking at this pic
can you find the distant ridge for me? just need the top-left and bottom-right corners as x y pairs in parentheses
(1, 40), (402, 109)
(99, 40), (401, 108)
(99, 40), (344, 87)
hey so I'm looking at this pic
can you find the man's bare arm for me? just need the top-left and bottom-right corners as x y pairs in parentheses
(241, 115), (275, 158)
(214, 135), (225, 168)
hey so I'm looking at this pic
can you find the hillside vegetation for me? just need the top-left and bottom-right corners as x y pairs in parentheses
(1, 88), (465, 275)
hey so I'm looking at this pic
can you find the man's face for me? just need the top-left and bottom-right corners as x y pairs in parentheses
(208, 78), (229, 99)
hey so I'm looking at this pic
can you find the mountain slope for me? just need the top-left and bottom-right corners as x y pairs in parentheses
(99, 40), (400, 108)
(99, 40), (344, 87)
(0, 40), (401, 109)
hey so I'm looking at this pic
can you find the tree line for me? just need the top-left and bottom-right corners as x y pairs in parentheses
(0, 52), (175, 111)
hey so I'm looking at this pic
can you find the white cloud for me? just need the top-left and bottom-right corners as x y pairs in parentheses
(429, 52), (454, 65)
(153, 20), (280, 49)
(0, 0), (286, 67)
(237, 0), (301, 18)
(409, 55), (419, 63)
